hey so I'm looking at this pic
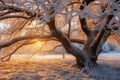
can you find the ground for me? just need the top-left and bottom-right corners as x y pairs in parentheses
(0, 52), (120, 80)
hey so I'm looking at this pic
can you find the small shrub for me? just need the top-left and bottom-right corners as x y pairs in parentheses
(102, 43), (116, 53)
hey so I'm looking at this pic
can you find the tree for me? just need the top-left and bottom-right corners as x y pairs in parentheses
(0, 0), (120, 68)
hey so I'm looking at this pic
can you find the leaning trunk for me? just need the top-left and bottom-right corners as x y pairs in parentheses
(47, 20), (93, 68)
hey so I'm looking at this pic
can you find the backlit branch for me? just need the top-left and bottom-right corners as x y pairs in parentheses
(0, 41), (36, 62)
(0, 10), (18, 16)
(0, 15), (30, 20)
(0, 34), (53, 49)
(10, 19), (30, 35)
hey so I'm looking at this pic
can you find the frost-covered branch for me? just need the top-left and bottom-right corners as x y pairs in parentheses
(0, 41), (36, 62)
(0, 34), (53, 49)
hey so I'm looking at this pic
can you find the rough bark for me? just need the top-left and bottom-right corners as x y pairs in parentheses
(0, 0), (118, 69)
(78, 14), (113, 64)
(47, 19), (92, 68)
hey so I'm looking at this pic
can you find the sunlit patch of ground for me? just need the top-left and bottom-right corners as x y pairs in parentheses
(0, 53), (120, 80)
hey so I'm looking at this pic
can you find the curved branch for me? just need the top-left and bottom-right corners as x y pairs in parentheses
(0, 0), (5, 5)
(68, 2), (82, 6)
(80, 18), (93, 37)
(1, 41), (36, 62)
(41, 45), (62, 53)
(0, 10), (18, 16)
(0, 5), (41, 17)
(10, 19), (30, 35)
(47, 19), (91, 65)
(68, 18), (72, 38)
(80, 0), (95, 9)
(0, 34), (53, 48)
(0, 15), (30, 20)
(83, 0), (95, 5)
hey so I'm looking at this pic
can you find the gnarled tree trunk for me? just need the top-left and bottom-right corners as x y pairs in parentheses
(0, 0), (119, 69)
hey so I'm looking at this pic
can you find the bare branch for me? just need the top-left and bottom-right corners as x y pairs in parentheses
(1, 41), (36, 62)
(68, 17), (72, 38)
(0, 4), (41, 17)
(0, 34), (53, 49)
(68, 1), (82, 6)
(40, 45), (62, 53)
(90, 27), (105, 50)
(84, 0), (95, 5)
(10, 19), (30, 35)
(0, 15), (30, 20)
(0, 10), (18, 16)
(0, 0), (5, 5)
(70, 38), (85, 44)
(80, 18), (93, 37)
(96, 31), (110, 55)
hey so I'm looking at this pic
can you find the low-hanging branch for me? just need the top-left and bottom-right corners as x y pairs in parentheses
(0, 34), (53, 49)
(0, 41), (36, 62)
(0, 15), (30, 20)
(0, 10), (17, 16)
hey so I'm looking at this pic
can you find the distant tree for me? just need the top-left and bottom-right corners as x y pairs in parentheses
(0, 0), (120, 68)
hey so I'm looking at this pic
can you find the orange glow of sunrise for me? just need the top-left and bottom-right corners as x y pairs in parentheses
(35, 40), (45, 48)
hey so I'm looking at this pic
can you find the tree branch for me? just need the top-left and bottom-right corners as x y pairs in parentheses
(9, 19), (30, 35)
(0, 41), (36, 62)
(68, 17), (72, 38)
(0, 0), (5, 5)
(0, 15), (30, 20)
(47, 19), (90, 65)
(90, 14), (114, 51)
(70, 38), (85, 44)
(80, 0), (95, 10)
(41, 45), (62, 53)
(96, 31), (110, 55)
(80, 18), (93, 37)
(0, 34), (53, 49)
(0, 10), (18, 16)
(0, 5), (41, 17)
(90, 27), (105, 52)
(68, 1), (82, 6)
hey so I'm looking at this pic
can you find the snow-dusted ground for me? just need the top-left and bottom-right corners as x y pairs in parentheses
(0, 52), (120, 80)
(99, 52), (120, 61)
